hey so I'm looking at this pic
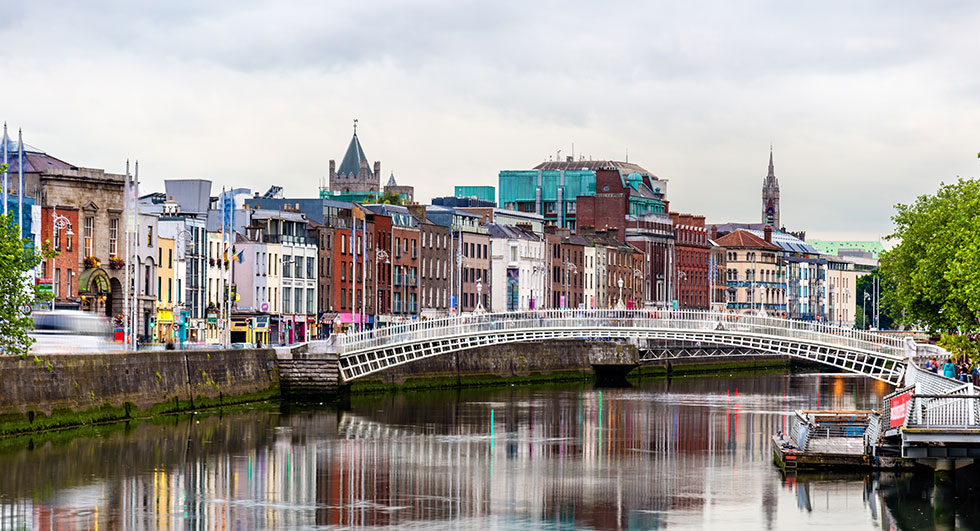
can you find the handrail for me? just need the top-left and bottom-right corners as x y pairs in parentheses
(337, 309), (907, 358)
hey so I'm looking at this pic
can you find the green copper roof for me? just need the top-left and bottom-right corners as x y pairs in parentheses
(810, 240), (885, 258)
(338, 133), (371, 177)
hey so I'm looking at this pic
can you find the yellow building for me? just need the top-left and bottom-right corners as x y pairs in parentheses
(825, 255), (862, 328)
(155, 237), (177, 344)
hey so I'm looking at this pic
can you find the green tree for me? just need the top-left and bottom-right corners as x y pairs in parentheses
(0, 196), (52, 355)
(364, 190), (406, 206)
(853, 269), (895, 330)
(879, 178), (980, 333)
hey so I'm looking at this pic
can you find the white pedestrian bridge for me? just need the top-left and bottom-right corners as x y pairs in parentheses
(338, 309), (909, 384)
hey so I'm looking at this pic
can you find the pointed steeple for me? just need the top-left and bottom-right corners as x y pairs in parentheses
(338, 120), (372, 178)
(762, 146), (780, 229)
(767, 145), (775, 178)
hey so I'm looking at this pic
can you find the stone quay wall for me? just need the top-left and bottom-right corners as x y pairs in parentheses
(0, 349), (279, 435)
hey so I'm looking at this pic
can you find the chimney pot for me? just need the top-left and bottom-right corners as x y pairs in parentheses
(764, 225), (772, 243)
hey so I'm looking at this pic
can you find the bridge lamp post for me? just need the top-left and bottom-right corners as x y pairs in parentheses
(616, 277), (625, 310)
(475, 278), (485, 313)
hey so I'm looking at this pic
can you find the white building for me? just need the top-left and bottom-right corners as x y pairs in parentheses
(487, 224), (545, 312)
(244, 210), (317, 344)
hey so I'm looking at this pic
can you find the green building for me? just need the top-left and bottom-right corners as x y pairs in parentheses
(498, 160), (667, 231)
(455, 185), (495, 204)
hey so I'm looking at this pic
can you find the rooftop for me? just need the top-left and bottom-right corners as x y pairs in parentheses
(714, 229), (780, 251)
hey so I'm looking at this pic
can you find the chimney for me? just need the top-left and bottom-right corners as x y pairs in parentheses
(711, 225), (718, 240)
(764, 225), (772, 243)
(329, 160), (335, 177)
(407, 204), (427, 222)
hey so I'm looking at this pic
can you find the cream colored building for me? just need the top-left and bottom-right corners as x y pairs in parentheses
(716, 229), (786, 314)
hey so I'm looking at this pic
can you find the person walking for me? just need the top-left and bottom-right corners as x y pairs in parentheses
(942, 358), (956, 379)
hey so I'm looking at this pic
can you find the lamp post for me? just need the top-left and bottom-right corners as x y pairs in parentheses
(475, 278), (485, 313)
(632, 268), (642, 309)
(862, 291), (870, 330)
(50, 209), (73, 310)
(564, 261), (577, 309)
(616, 277), (625, 309)
(595, 263), (607, 308)
(376, 248), (389, 323)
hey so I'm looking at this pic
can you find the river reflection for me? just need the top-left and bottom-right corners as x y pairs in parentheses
(0, 371), (976, 529)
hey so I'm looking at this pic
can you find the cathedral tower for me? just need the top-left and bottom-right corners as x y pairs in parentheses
(761, 148), (780, 229)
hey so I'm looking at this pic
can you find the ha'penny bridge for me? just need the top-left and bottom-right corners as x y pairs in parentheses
(280, 309), (980, 468)
(337, 309), (909, 383)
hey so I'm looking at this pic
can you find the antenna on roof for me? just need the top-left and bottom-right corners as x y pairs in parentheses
(626, 148), (629, 163)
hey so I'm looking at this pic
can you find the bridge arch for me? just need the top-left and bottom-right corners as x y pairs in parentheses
(337, 310), (907, 384)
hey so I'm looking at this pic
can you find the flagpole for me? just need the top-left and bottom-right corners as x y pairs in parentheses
(2, 122), (8, 216)
(220, 187), (227, 348)
(228, 198), (235, 347)
(131, 161), (140, 351)
(17, 128), (24, 237)
(351, 212), (357, 334)
(123, 160), (131, 349)
(361, 216), (366, 331)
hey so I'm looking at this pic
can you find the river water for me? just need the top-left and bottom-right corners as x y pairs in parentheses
(1, 370), (978, 530)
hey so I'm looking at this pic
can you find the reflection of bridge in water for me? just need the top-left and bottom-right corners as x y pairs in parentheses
(334, 310), (980, 466)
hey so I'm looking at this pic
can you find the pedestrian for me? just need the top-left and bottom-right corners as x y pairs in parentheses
(942, 358), (956, 379)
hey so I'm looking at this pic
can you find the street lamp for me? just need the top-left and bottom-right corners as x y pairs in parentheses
(564, 261), (577, 309)
(475, 278), (485, 313)
(632, 268), (642, 309)
(616, 277), (625, 309)
(376, 248), (389, 320)
(50, 209), (74, 310)
(862, 291), (870, 330)
(595, 263), (607, 309)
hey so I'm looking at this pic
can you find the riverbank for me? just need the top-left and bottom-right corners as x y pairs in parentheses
(0, 349), (279, 437)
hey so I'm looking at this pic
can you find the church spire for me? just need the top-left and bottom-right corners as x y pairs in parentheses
(768, 145), (774, 178)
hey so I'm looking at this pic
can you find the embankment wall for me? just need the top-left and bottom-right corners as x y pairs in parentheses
(0, 349), (279, 434)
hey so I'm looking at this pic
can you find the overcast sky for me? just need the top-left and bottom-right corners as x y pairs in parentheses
(2, 1), (978, 241)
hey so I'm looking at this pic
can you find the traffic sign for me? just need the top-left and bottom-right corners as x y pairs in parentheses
(171, 323), (180, 332)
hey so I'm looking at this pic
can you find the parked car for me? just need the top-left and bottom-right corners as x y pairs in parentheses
(30, 311), (118, 354)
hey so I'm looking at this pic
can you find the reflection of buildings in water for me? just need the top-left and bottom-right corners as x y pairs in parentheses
(327, 375), (814, 529)
(0, 375), (896, 530)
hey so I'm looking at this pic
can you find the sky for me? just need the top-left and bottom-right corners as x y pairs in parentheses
(2, 1), (979, 242)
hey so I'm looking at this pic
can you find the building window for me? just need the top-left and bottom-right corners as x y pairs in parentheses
(283, 287), (292, 313)
(109, 218), (118, 256)
(83, 216), (94, 257)
(147, 225), (153, 247)
(54, 223), (62, 250)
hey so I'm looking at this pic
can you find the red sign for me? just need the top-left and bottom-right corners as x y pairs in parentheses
(890, 391), (912, 428)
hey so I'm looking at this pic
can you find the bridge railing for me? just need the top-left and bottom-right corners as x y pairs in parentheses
(908, 394), (980, 428)
(338, 309), (906, 358)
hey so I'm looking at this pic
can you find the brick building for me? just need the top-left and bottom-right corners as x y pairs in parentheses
(670, 213), (709, 309)
(11, 146), (127, 317)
